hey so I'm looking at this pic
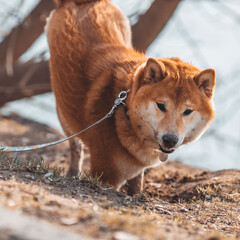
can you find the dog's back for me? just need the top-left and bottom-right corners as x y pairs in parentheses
(47, 1), (123, 128)
(46, 0), (133, 130)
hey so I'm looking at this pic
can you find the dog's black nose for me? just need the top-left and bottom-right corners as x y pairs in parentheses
(162, 134), (178, 148)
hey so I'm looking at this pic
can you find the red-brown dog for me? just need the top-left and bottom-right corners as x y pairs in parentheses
(46, 0), (216, 194)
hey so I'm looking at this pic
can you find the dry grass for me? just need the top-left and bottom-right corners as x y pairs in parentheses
(0, 114), (240, 240)
(1, 154), (240, 240)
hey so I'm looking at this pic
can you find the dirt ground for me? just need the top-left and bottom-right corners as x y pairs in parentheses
(0, 113), (240, 240)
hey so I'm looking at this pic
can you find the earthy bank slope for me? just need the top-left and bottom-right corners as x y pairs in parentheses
(0, 113), (239, 240)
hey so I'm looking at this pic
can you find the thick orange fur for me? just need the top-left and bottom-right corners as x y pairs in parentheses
(46, 0), (216, 192)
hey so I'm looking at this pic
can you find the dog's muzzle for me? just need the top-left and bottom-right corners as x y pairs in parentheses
(159, 144), (175, 154)
(158, 134), (179, 154)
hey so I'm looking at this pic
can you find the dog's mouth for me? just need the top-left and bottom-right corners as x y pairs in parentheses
(159, 144), (175, 154)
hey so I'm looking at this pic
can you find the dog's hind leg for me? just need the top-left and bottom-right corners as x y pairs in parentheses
(67, 138), (84, 176)
(126, 171), (144, 196)
(57, 107), (84, 176)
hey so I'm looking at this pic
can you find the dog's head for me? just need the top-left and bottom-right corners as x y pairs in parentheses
(128, 57), (216, 154)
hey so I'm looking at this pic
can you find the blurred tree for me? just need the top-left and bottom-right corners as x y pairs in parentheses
(0, 0), (55, 66)
(132, 0), (179, 52)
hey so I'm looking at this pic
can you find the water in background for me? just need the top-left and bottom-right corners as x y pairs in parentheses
(1, 0), (240, 170)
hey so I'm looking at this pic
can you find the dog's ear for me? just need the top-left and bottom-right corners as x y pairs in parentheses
(130, 58), (166, 102)
(141, 58), (166, 85)
(194, 68), (216, 98)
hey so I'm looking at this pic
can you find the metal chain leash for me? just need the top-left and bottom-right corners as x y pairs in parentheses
(0, 90), (129, 153)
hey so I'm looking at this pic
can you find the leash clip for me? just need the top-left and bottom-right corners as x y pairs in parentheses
(107, 90), (129, 117)
(114, 90), (128, 106)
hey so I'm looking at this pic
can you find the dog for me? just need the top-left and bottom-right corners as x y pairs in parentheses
(46, 0), (216, 194)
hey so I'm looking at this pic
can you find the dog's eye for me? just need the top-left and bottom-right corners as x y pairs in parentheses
(183, 109), (193, 116)
(156, 103), (166, 112)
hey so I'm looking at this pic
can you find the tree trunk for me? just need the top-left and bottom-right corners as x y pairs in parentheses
(0, 61), (51, 106)
(0, 0), (55, 66)
(132, 0), (180, 53)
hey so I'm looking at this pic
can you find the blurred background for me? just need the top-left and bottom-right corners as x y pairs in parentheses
(0, 0), (239, 170)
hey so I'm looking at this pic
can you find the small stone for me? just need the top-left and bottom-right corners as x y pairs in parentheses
(44, 172), (53, 178)
(25, 174), (35, 180)
(125, 196), (132, 202)
(180, 207), (188, 212)
(8, 200), (16, 208)
(205, 194), (212, 200)
(227, 220), (232, 225)
(60, 180), (67, 186)
(155, 204), (172, 215)
(43, 172), (54, 182)
(113, 231), (140, 240)
(155, 204), (165, 209)
(60, 216), (79, 225)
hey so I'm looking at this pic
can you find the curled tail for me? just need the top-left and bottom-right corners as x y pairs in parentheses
(54, 0), (102, 7)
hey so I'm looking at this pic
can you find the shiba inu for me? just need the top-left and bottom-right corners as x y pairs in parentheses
(46, 0), (216, 194)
